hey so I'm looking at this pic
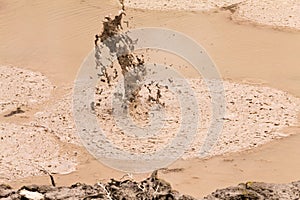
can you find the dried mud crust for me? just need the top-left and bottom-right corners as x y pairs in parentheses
(29, 77), (299, 159)
(0, 66), (53, 115)
(93, 77), (299, 159)
(0, 122), (77, 183)
(121, 0), (300, 30)
(33, 89), (81, 146)
(233, 0), (300, 30)
(0, 70), (298, 182)
(0, 67), (77, 183)
(29, 78), (299, 159)
(121, 0), (244, 11)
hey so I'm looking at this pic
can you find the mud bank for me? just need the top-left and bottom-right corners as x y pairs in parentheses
(1, 172), (300, 199)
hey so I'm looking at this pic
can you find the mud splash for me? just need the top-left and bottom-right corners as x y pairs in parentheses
(94, 8), (165, 113)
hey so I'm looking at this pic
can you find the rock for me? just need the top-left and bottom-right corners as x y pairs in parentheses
(0, 173), (196, 200)
(2, 175), (300, 199)
(204, 181), (300, 199)
(19, 189), (44, 200)
(0, 184), (13, 198)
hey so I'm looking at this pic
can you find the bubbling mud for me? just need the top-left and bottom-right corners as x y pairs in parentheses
(94, 9), (166, 109)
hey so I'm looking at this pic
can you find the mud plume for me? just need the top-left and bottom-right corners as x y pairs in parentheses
(94, 7), (167, 113)
(94, 10), (147, 104)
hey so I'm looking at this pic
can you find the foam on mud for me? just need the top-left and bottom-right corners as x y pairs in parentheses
(0, 66), (53, 115)
(234, 0), (300, 30)
(93, 77), (299, 159)
(122, 0), (243, 11)
(0, 122), (76, 182)
(121, 0), (300, 30)
(0, 67), (77, 182)
(186, 80), (300, 159)
(33, 89), (81, 146)
(0, 77), (298, 181)
(28, 79), (299, 160)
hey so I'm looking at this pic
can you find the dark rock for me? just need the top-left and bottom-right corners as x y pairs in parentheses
(204, 181), (300, 199)
(0, 172), (196, 200)
(0, 184), (14, 198)
(3, 175), (300, 199)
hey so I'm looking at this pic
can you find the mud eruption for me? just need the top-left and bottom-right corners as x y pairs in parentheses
(94, 7), (167, 117)
(95, 10), (147, 105)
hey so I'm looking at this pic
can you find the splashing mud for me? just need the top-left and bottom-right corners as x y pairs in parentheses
(95, 10), (146, 104)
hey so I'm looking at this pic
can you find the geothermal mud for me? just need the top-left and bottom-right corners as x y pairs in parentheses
(0, 6), (299, 185)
